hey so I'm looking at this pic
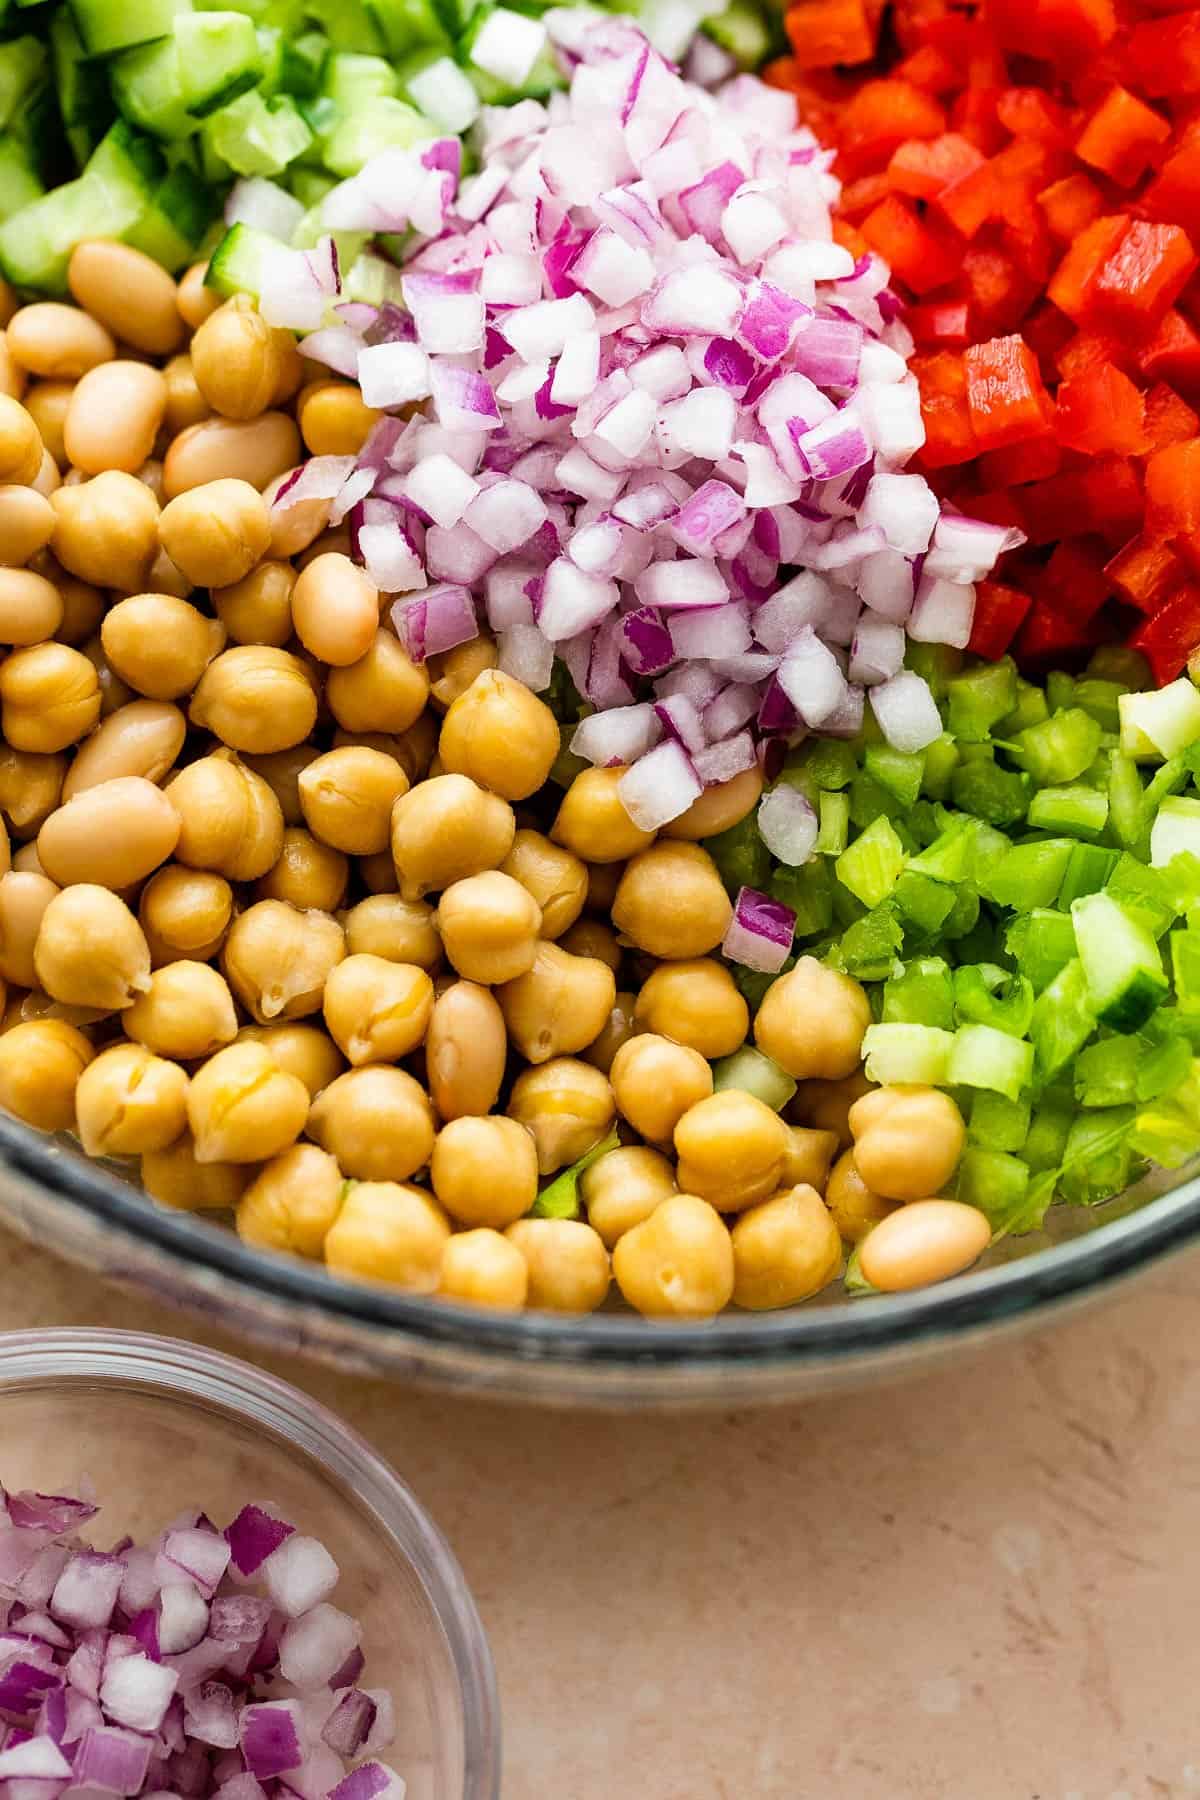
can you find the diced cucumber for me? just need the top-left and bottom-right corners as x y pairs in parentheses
(1072, 891), (1168, 1032)
(203, 218), (281, 296)
(305, 0), (387, 52)
(0, 121), (160, 293)
(321, 95), (432, 175)
(204, 89), (313, 176)
(701, 0), (773, 69)
(322, 51), (401, 110)
(0, 135), (44, 222)
(948, 1023), (1034, 1103)
(711, 1047), (797, 1112)
(367, 0), (453, 53)
(1150, 795), (1200, 870)
(125, 164), (221, 271)
(1031, 958), (1096, 1083)
(340, 248), (404, 304)
(0, 38), (46, 136)
(280, 29), (329, 97)
(255, 26), (284, 96)
(68, 0), (192, 56)
(401, 52), (480, 131)
(176, 12), (265, 117)
(51, 11), (113, 166)
(111, 38), (195, 141)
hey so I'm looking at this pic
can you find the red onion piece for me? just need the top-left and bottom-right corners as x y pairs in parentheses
(723, 887), (796, 973)
(757, 786), (818, 866)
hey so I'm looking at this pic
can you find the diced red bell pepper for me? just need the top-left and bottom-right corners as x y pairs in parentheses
(895, 45), (961, 95)
(1014, 596), (1109, 667)
(913, 351), (980, 468)
(934, 160), (999, 238)
(839, 173), (892, 219)
(1075, 86), (1172, 187)
(1038, 172), (1106, 242)
(1130, 583), (1200, 683)
(1143, 144), (1200, 244)
(860, 193), (964, 293)
(1047, 215), (1130, 322)
(1035, 0), (1119, 68)
(959, 241), (1042, 337)
(1056, 329), (1132, 381)
(968, 579), (1033, 657)
(1145, 438), (1200, 533)
(1142, 381), (1200, 453)
(978, 432), (1063, 488)
(950, 83), (1007, 155)
(1089, 220), (1200, 333)
(784, 0), (878, 70)
(1024, 303), (1078, 381)
(964, 334), (1055, 450)
(1173, 531), (1200, 578)
(1019, 457), (1145, 547)
(995, 86), (1075, 146)
(831, 218), (869, 260)
(1137, 308), (1200, 402)
(888, 132), (984, 199)
(1105, 533), (1188, 614)
(1055, 363), (1150, 455)
(1033, 536), (1114, 624)
(837, 79), (947, 179)
(1126, 12), (1200, 97)
(907, 300), (971, 349)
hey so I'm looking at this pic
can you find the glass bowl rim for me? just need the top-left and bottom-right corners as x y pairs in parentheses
(1, 1111), (1197, 1372)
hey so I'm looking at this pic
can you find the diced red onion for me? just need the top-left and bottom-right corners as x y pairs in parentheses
(98, 1660), (177, 1737)
(74, 1727), (152, 1796)
(259, 1541), (339, 1623)
(778, 627), (847, 727)
(907, 573), (975, 649)
(669, 604), (751, 661)
(869, 671), (943, 753)
(327, 1762), (406, 1800)
(722, 887), (796, 973)
(51, 1560), (124, 1633)
(223, 1510), (292, 1581)
(320, 1691), (377, 1762)
(757, 786), (818, 866)
(849, 614), (906, 686)
(693, 730), (757, 786)
(239, 1704), (303, 1782)
(616, 739), (702, 829)
(159, 1536), (229, 1604)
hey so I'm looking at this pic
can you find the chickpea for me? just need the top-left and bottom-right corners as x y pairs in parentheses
(752, 960), (868, 1082)
(505, 1218), (611, 1313)
(243, 744), (319, 827)
(560, 919), (622, 970)
(552, 767), (658, 863)
(258, 828), (348, 913)
(427, 637), (499, 712)
(0, 281), (11, 327)
(582, 990), (638, 1075)
(290, 554), (379, 668)
(166, 752), (284, 882)
(390, 712), (439, 784)
(139, 866), (234, 967)
(163, 354), (211, 437)
(430, 1115), (538, 1229)
(497, 941), (616, 1066)
(580, 1144), (677, 1249)
(325, 1180), (450, 1291)
(10, 842), (39, 875)
(163, 413), (301, 498)
(634, 959), (748, 1059)
(187, 1039), (309, 1164)
(438, 1228), (528, 1310)
(859, 1199), (991, 1292)
(0, 568), (64, 644)
(177, 263), (219, 332)
(239, 1022), (345, 1100)
(500, 830), (587, 941)
(610, 1033), (713, 1147)
(730, 1184), (841, 1310)
(191, 297), (283, 422)
(322, 955), (434, 1066)
(612, 1194), (733, 1320)
(0, 488), (55, 569)
(54, 572), (104, 646)
(64, 242), (181, 357)
(359, 850), (399, 895)
(142, 1130), (249, 1212)
(24, 382), (71, 466)
(74, 1042), (189, 1159)
(264, 470), (330, 560)
(236, 1143), (345, 1260)
(612, 841), (732, 961)
(307, 1066), (434, 1182)
(435, 870), (542, 985)
(585, 859), (622, 914)
(793, 1070), (876, 1150)
(222, 900), (345, 1023)
(326, 629), (429, 736)
(436, 669), (559, 803)
(0, 1017), (93, 1132)
(663, 763), (764, 841)
(34, 884), (150, 1011)
(0, 643), (100, 754)
(0, 331), (25, 401)
(213, 560), (295, 648)
(782, 1125), (839, 1193)
(674, 1090), (791, 1213)
(123, 961), (239, 1062)
(390, 774), (515, 903)
(62, 702), (184, 804)
(158, 478), (271, 590)
(51, 471), (160, 591)
(36, 777), (179, 892)
(425, 980), (507, 1121)
(0, 748), (66, 835)
(825, 1149), (899, 1245)
(190, 646), (318, 755)
(0, 871), (58, 988)
(0, 396), (44, 484)
(63, 362), (167, 477)
(298, 382), (381, 456)
(848, 1085), (966, 1203)
(344, 894), (441, 970)
(298, 747), (409, 857)
(100, 596), (222, 707)
(6, 305), (114, 379)
(507, 1058), (616, 1175)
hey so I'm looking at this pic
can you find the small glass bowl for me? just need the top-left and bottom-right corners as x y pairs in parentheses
(0, 1329), (500, 1800)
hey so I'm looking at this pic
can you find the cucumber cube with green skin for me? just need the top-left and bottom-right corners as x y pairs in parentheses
(176, 13), (265, 116)
(0, 38), (45, 135)
(1031, 958), (1097, 1083)
(69, 0), (192, 56)
(205, 89), (313, 176)
(203, 220), (279, 297)
(0, 136), (44, 222)
(367, 0), (453, 52)
(112, 39), (195, 141)
(1072, 891), (1168, 1032)
(125, 164), (221, 271)
(701, 0), (773, 69)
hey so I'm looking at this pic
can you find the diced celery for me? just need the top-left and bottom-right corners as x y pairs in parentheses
(1026, 785), (1109, 840)
(702, 0), (773, 68)
(706, 812), (771, 898)
(1142, 756), (1188, 819)
(835, 903), (904, 979)
(1072, 891), (1168, 1032)
(967, 1089), (1030, 1154)
(947, 1022), (1034, 1102)
(1129, 1062), (1200, 1167)
(861, 1022), (955, 1086)
(1031, 958), (1097, 1082)
(799, 737), (857, 791)
(965, 820), (1013, 886)
(1107, 751), (1147, 853)
(1150, 795), (1200, 870)
(1047, 671), (1075, 714)
(950, 755), (1030, 826)
(1072, 678), (1126, 733)
(921, 734), (960, 801)
(893, 869), (955, 937)
(771, 859), (833, 939)
(322, 95), (432, 175)
(711, 1047), (797, 1111)
(1161, 850), (1200, 918)
(1120, 679), (1200, 761)
(1058, 843), (1118, 909)
(882, 957), (955, 1030)
(1006, 909), (1076, 995)
(946, 657), (1017, 744)
(983, 839), (1073, 910)
(733, 963), (786, 1013)
(206, 90), (313, 175)
(836, 815), (906, 909)
(908, 819), (973, 884)
(1137, 1032), (1193, 1103)
(953, 964), (1034, 1038)
(1171, 931), (1200, 1015)
(904, 641), (962, 699)
(956, 1147), (1029, 1227)
(998, 679), (1049, 736)
(1059, 1107), (1136, 1205)
(815, 790), (849, 857)
(864, 743), (925, 808)
(532, 1127), (620, 1218)
(1088, 644), (1152, 689)
(1074, 1035), (1141, 1108)
(843, 1243), (878, 1295)
(1013, 707), (1102, 787)
(1024, 1096), (1073, 1172)
(1105, 854), (1175, 938)
(943, 886), (980, 941)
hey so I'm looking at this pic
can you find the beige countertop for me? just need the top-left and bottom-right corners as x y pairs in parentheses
(1, 1222), (1197, 1799)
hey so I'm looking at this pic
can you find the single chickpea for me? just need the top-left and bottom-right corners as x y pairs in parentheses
(582, 990), (638, 1075)
(497, 941), (616, 1066)
(427, 637), (499, 712)
(0, 488), (56, 569)
(425, 980), (507, 1121)
(257, 828), (349, 913)
(325, 1180), (450, 1291)
(187, 1039), (310, 1164)
(271, 332), (303, 406)
(674, 1089), (791, 1213)
(848, 1085), (966, 1203)
(24, 382), (71, 466)
(326, 629), (429, 736)
(123, 961), (239, 1062)
(51, 471), (160, 591)
(730, 1184), (841, 1311)
(359, 850), (398, 894)
(0, 643), (100, 753)
(177, 263), (219, 332)
(390, 712), (439, 784)
(793, 1070), (876, 1150)
(34, 884), (150, 1011)
(9, 843), (37, 875)
(0, 330), (25, 401)
(291, 554), (379, 668)
(307, 1066), (435, 1182)
(343, 894), (441, 970)
(63, 362), (167, 476)
(754, 958), (871, 1082)
(36, 777), (179, 891)
(189, 647), (318, 754)
(68, 243), (184, 358)
(431, 1115), (538, 1229)
(580, 1145), (677, 1249)
(507, 1058), (616, 1175)
(298, 746), (409, 857)
(5, 304), (115, 379)
(166, 752), (284, 882)
(0, 871), (59, 988)
(158, 478), (271, 589)
(825, 1149), (899, 1245)
(222, 899), (345, 1023)
(236, 1143), (345, 1260)
(585, 859), (622, 915)
(0, 568), (64, 644)
(0, 746), (66, 834)
(436, 870), (542, 985)
(99, 593), (222, 702)
(238, 1021), (345, 1100)
(0, 1017), (93, 1132)
(390, 774), (515, 903)
(74, 1042), (189, 1159)
(298, 381), (381, 456)
(552, 767), (658, 863)
(142, 1130), (249, 1212)
(322, 955), (434, 1066)
(782, 1126), (839, 1193)
(610, 1033), (713, 1147)
(612, 1194), (733, 1320)
(243, 743), (319, 827)
(62, 700), (185, 801)
(139, 865), (234, 966)
(559, 919), (622, 970)
(54, 572), (104, 645)
(500, 830), (587, 941)
(436, 669), (559, 802)
(163, 354), (211, 437)
(634, 958), (749, 1059)
(505, 1218), (611, 1314)
(438, 1228), (529, 1310)
(612, 841), (731, 960)
(859, 1200), (992, 1292)
(662, 764), (764, 841)
(213, 560), (295, 647)
(163, 413), (301, 498)
(190, 296), (284, 422)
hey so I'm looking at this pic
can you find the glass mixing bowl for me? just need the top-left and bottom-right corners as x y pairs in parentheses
(0, 1110), (1195, 1405)
(0, 1328), (500, 1798)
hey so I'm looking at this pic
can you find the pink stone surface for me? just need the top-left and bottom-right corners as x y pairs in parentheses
(3, 1223), (1197, 1799)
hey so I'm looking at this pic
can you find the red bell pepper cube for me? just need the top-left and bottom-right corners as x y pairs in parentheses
(959, 241), (1041, 338)
(888, 132), (984, 200)
(968, 579), (1033, 658)
(1054, 363), (1149, 456)
(1038, 172), (1105, 243)
(935, 160), (999, 239)
(995, 86), (1074, 146)
(1089, 221), (1199, 334)
(1014, 597), (1109, 668)
(1047, 215), (1130, 322)
(913, 351), (980, 469)
(1033, 537), (1114, 625)
(1137, 309), (1200, 404)
(1142, 143), (1200, 242)
(1145, 438), (1200, 535)
(784, 0), (878, 70)
(1075, 87), (1172, 187)
(839, 173), (892, 220)
(964, 335), (1055, 451)
(1035, 0), (1119, 67)
(907, 301), (971, 349)
(1126, 12), (1200, 97)
(1055, 329), (1132, 381)
(895, 45), (960, 95)
(1142, 381), (1200, 455)
(860, 193), (963, 294)
(1130, 584), (1200, 684)
(1105, 534), (1188, 615)
(950, 83), (1007, 156)
(978, 433), (1063, 489)
(1019, 458), (1145, 547)
(837, 79), (947, 179)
